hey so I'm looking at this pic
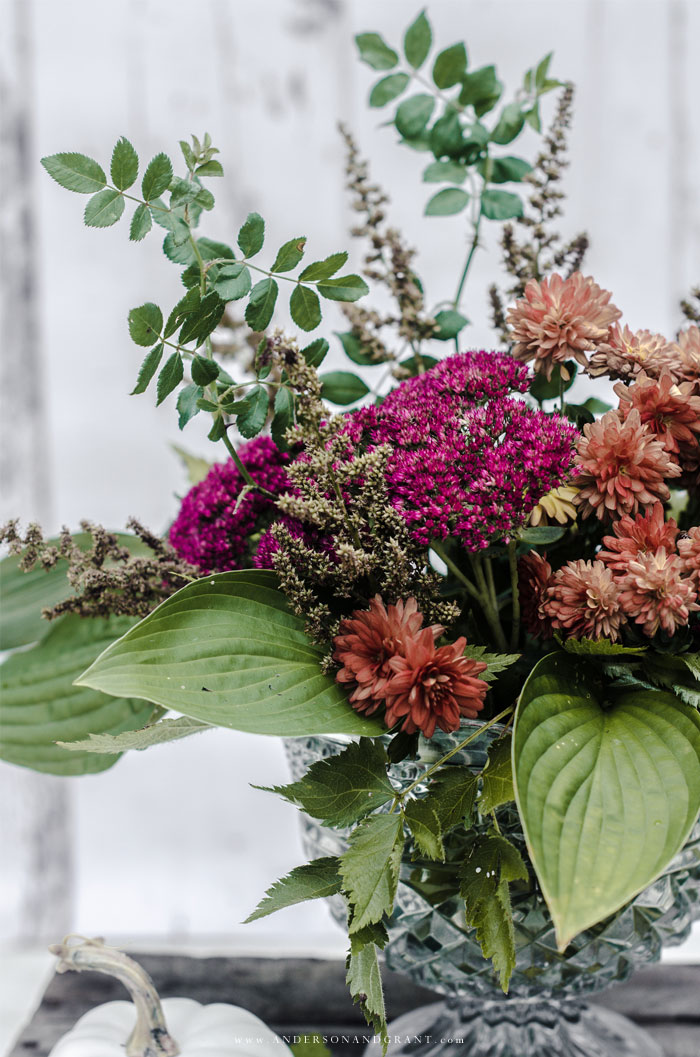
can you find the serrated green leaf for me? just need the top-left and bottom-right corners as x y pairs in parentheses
(141, 153), (173, 201)
(235, 384), (269, 439)
(346, 941), (387, 1043)
(433, 308), (469, 340)
(475, 879), (517, 992)
(513, 650), (700, 950)
(404, 798), (444, 860)
(110, 137), (138, 190)
(190, 355), (220, 386)
(560, 637), (646, 658)
(195, 159), (224, 177)
(131, 343), (164, 395)
(245, 857), (342, 922)
(404, 10), (431, 69)
(271, 386), (294, 449)
(423, 160), (467, 184)
(156, 352), (184, 405)
(340, 813), (404, 933)
(430, 110), (465, 158)
(316, 274), (369, 302)
(179, 292), (224, 346)
(425, 187), (469, 216)
(482, 155), (533, 184)
(424, 767), (478, 832)
(459, 65), (502, 111)
(432, 43), (467, 89)
(369, 72), (410, 107)
(481, 189), (523, 220)
(395, 94), (435, 139)
(74, 571), (385, 737)
(128, 303), (163, 347)
(320, 371), (370, 406)
(490, 103), (526, 145)
(336, 331), (377, 366)
(130, 203), (152, 241)
(302, 337), (329, 369)
(41, 152), (106, 194)
(211, 262), (252, 302)
(525, 102), (542, 132)
(355, 32), (398, 71)
(264, 738), (394, 827)
(58, 715), (212, 754)
(84, 188), (125, 228)
(176, 383), (203, 429)
(461, 645), (519, 683)
(272, 237), (307, 273)
(535, 51), (553, 88)
(164, 288), (200, 338)
(479, 735), (515, 813)
(290, 285), (321, 332)
(299, 252), (348, 282)
(245, 277), (278, 330)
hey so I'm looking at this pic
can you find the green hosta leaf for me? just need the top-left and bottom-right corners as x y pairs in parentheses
(272, 237), (307, 273)
(41, 152), (106, 193)
(299, 252), (348, 282)
(141, 153), (173, 201)
(395, 94), (435, 139)
(84, 188), (125, 228)
(75, 571), (385, 737)
(0, 615), (154, 776)
(130, 203), (152, 241)
(423, 160), (467, 184)
(245, 857), (342, 922)
(110, 137), (138, 190)
(346, 941), (387, 1043)
(235, 384), (269, 438)
(355, 32), (398, 71)
(369, 73), (410, 108)
(340, 813), (403, 933)
(301, 337), (329, 369)
(128, 303), (163, 346)
(316, 274), (369, 302)
(481, 189), (523, 220)
(190, 354), (219, 387)
(424, 767), (478, 833)
(245, 277), (278, 330)
(59, 715), (212, 754)
(425, 187), (469, 216)
(176, 383), (203, 429)
(320, 371), (370, 406)
(262, 738), (394, 827)
(290, 285), (321, 331)
(404, 798), (444, 860)
(404, 10), (431, 69)
(461, 646), (520, 683)
(513, 651), (700, 951)
(432, 43), (467, 88)
(131, 343), (164, 395)
(237, 212), (265, 256)
(490, 103), (525, 145)
(156, 352), (184, 405)
(479, 735), (515, 813)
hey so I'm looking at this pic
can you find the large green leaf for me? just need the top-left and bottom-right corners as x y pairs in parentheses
(513, 651), (700, 950)
(0, 615), (155, 775)
(75, 571), (385, 737)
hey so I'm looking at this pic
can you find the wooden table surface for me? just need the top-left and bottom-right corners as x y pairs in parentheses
(8, 956), (700, 1057)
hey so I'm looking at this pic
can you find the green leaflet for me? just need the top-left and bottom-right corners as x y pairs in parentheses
(513, 651), (700, 950)
(75, 571), (385, 737)
(404, 797), (444, 860)
(245, 857), (342, 922)
(479, 734), (515, 813)
(58, 715), (212, 754)
(340, 813), (404, 933)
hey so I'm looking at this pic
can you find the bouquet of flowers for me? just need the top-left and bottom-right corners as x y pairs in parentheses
(2, 9), (699, 1047)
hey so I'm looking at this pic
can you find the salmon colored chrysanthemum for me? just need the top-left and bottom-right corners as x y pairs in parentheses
(518, 551), (554, 638)
(678, 527), (700, 590)
(574, 409), (681, 521)
(506, 272), (621, 380)
(615, 370), (700, 457)
(541, 559), (625, 642)
(587, 324), (677, 381)
(674, 325), (700, 388)
(617, 548), (698, 638)
(598, 503), (679, 573)
(333, 596), (443, 713)
(383, 630), (487, 738)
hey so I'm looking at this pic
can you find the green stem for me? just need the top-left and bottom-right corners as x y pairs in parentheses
(559, 374), (566, 416)
(430, 542), (481, 602)
(470, 555), (508, 651)
(220, 429), (275, 498)
(507, 541), (521, 651)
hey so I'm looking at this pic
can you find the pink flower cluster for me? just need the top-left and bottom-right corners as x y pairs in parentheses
(169, 437), (290, 573)
(360, 351), (577, 551)
(519, 505), (700, 642)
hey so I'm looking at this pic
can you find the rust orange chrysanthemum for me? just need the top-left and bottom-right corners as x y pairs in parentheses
(615, 370), (700, 457)
(587, 324), (677, 381)
(541, 559), (625, 642)
(506, 272), (621, 380)
(598, 503), (679, 573)
(518, 551), (554, 638)
(679, 528), (700, 590)
(383, 630), (488, 738)
(617, 548), (698, 638)
(574, 409), (680, 520)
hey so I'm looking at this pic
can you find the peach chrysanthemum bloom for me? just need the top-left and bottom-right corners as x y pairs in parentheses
(506, 272), (621, 380)
(674, 325), (700, 389)
(333, 596), (443, 713)
(518, 552), (554, 637)
(383, 630), (487, 739)
(587, 324), (677, 381)
(614, 370), (700, 457)
(678, 527), (700, 590)
(574, 409), (681, 521)
(529, 484), (579, 527)
(617, 547), (699, 637)
(598, 502), (679, 573)
(541, 559), (625, 642)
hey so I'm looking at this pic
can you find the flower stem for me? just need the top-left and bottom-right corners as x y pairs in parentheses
(49, 937), (180, 1057)
(430, 542), (481, 602)
(470, 555), (509, 651)
(507, 540), (521, 651)
(220, 429), (275, 498)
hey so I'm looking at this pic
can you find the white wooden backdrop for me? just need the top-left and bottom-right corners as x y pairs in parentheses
(1, 0), (699, 956)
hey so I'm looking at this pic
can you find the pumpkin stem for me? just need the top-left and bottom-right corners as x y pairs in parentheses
(49, 936), (180, 1057)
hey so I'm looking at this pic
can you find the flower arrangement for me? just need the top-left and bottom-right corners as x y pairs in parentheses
(1, 8), (699, 1048)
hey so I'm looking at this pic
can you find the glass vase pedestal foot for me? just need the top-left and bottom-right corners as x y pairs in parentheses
(368, 997), (663, 1057)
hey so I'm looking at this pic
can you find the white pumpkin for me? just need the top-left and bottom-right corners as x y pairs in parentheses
(47, 938), (293, 1057)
